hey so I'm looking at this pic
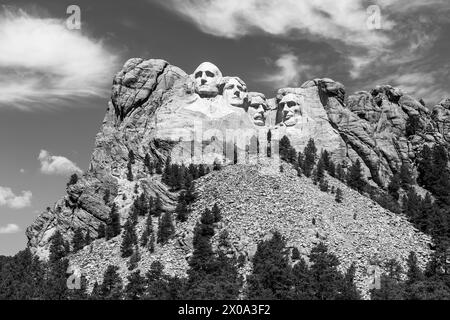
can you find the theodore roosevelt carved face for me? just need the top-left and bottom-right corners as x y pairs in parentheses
(248, 94), (268, 126)
(193, 62), (222, 98)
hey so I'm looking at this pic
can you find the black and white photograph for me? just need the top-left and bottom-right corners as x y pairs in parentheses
(1, 0), (450, 312)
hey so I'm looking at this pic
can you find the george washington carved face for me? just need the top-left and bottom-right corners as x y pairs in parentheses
(193, 62), (222, 98)
(248, 94), (268, 126)
(221, 76), (248, 107)
(279, 93), (302, 126)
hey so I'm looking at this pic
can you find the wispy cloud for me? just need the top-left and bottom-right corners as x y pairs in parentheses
(0, 187), (32, 209)
(160, 0), (450, 102)
(38, 150), (82, 176)
(0, 8), (120, 110)
(260, 52), (321, 88)
(0, 224), (21, 234)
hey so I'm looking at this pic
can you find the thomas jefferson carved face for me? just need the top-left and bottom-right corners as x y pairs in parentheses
(221, 77), (248, 107)
(193, 62), (222, 98)
(279, 93), (302, 126)
(248, 95), (268, 126)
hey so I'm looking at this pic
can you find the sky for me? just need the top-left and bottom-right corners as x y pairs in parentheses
(1, 0), (450, 256)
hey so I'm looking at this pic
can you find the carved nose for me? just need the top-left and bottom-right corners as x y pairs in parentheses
(201, 79), (207, 85)
(283, 105), (290, 114)
(234, 91), (240, 97)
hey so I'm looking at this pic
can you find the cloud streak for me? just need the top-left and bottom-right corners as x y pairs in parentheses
(0, 8), (120, 110)
(38, 150), (82, 176)
(160, 0), (450, 102)
(0, 187), (32, 209)
(0, 224), (21, 235)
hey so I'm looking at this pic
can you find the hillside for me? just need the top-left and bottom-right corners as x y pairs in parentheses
(68, 157), (431, 298)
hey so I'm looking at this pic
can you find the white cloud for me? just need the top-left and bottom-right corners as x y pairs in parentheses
(0, 8), (120, 110)
(161, 0), (450, 96)
(0, 187), (32, 209)
(261, 53), (320, 87)
(0, 224), (21, 234)
(38, 149), (82, 176)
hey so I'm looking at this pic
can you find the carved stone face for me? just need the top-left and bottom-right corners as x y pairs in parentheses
(279, 93), (302, 126)
(193, 62), (222, 98)
(248, 95), (267, 126)
(222, 77), (248, 107)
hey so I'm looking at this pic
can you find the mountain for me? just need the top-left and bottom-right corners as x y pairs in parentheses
(26, 58), (448, 297)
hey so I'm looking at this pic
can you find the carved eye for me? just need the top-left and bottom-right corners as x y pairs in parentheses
(287, 101), (297, 108)
(225, 84), (234, 90)
(205, 71), (215, 77)
(195, 71), (203, 78)
(237, 85), (244, 92)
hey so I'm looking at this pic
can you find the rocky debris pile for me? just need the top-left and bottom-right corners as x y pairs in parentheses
(69, 158), (431, 299)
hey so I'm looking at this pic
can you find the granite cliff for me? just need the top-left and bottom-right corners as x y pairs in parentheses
(26, 58), (449, 296)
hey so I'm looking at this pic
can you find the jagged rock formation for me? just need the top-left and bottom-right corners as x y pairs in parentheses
(26, 57), (448, 298)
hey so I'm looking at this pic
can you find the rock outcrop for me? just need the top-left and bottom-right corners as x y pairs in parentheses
(26, 57), (448, 297)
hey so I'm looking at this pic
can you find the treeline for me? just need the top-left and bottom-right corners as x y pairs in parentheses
(0, 206), (364, 300)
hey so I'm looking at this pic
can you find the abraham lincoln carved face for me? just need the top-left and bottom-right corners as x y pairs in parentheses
(279, 93), (302, 126)
(193, 62), (222, 98)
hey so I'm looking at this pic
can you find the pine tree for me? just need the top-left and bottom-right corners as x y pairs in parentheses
(188, 163), (198, 179)
(157, 212), (175, 244)
(162, 157), (172, 185)
(126, 160), (133, 182)
(399, 162), (414, 190)
(106, 203), (121, 240)
(72, 228), (85, 253)
(125, 270), (145, 300)
(211, 203), (222, 223)
(388, 172), (401, 200)
(49, 230), (67, 263)
(154, 194), (163, 217)
(198, 164), (206, 177)
(316, 158), (325, 181)
(84, 232), (92, 247)
(140, 214), (154, 252)
(309, 242), (344, 300)
(336, 163), (345, 181)
(303, 138), (317, 177)
(128, 246), (141, 271)
(99, 265), (123, 300)
(402, 189), (423, 222)
(292, 247), (300, 260)
(176, 193), (189, 222)
(328, 161), (336, 177)
(292, 257), (314, 299)
(347, 159), (365, 192)
(335, 188), (343, 203)
(321, 150), (331, 172)
(213, 159), (222, 171)
(279, 136), (296, 164)
(340, 263), (361, 300)
(417, 145), (433, 187)
(406, 252), (423, 285)
(121, 214), (138, 258)
(319, 178), (329, 192)
(128, 150), (135, 164)
(44, 259), (70, 300)
(67, 173), (79, 187)
(96, 224), (105, 239)
(247, 231), (293, 299)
